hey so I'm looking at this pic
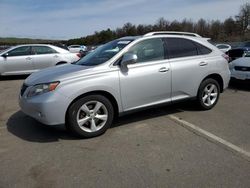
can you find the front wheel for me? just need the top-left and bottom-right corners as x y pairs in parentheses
(66, 95), (114, 138)
(197, 78), (220, 110)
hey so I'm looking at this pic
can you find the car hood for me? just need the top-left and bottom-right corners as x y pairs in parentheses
(231, 57), (250, 67)
(25, 64), (94, 85)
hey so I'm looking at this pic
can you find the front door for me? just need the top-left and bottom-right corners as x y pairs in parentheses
(2, 46), (34, 75)
(119, 38), (171, 111)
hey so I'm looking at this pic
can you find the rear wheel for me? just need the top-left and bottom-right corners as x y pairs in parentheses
(197, 78), (220, 110)
(66, 95), (114, 138)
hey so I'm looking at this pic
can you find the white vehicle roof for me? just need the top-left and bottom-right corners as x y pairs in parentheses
(0, 44), (70, 54)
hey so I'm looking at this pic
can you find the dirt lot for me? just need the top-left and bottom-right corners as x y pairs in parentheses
(0, 76), (250, 188)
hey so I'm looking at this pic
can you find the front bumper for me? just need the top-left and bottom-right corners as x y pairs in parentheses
(19, 90), (71, 125)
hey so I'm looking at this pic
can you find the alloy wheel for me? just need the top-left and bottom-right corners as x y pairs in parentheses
(202, 83), (218, 107)
(76, 101), (108, 133)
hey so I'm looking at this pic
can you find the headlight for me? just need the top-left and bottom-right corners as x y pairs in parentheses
(27, 82), (60, 98)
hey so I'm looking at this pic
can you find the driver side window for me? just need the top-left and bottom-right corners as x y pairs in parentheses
(8, 46), (31, 57)
(127, 38), (165, 63)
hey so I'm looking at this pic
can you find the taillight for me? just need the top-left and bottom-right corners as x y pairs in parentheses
(222, 54), (229, 62)
(76, 53), (81, 58)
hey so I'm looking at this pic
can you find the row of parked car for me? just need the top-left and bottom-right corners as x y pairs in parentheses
(215, 41), (250, 81)
(1, 40), (249, 81)
(0, 31), (249, 138)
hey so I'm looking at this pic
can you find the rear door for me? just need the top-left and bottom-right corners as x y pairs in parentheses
(32, 46), (59, 70)
(165, 37), (213, 100)
(2, 46), (34, 75)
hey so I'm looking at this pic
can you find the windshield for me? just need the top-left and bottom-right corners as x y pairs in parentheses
(76, 39), (133, 66)
(240, 42), (250, 47)
(0, 46), (13, 55)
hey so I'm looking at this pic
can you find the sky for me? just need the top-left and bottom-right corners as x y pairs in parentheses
(0, 0), (248, 40)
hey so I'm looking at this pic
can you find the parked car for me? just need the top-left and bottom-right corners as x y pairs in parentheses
(216, 44), (231, 53)
(19, 32), (230, 138)
(68, 45), (87, 53)
(238, 41), (250, 51)
(226, 41), (250, 62)
(229, 51), (250, 80)
(0, 44), (80, 76)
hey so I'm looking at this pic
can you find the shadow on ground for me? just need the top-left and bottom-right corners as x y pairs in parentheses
(0, 75), (28, 81)
(7, 105), (182, 143)
(229, 80), (250, 92)
(7, 111), (75, 143)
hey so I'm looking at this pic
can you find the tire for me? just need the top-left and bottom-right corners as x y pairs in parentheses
(197, 78), (220, 110)
(66, 95), (114, 138)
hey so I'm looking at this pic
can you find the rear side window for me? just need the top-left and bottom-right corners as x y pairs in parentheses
(8, 46), (31, 57)
(32, 46), (57, 55)
(195, 42), (212, 55)
(127, 38), (165, 63)
(217, 45), (228, 49)
(70, 45), (80, 48)
(166, 38), (198, 58)
(165, 38), (212, 59)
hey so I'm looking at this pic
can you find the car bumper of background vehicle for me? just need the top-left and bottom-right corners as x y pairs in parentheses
(19, 92), (71, 125)
(231, 70), (250, 80)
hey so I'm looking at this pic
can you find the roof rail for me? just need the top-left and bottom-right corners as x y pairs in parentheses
(144, 31), (202, 37)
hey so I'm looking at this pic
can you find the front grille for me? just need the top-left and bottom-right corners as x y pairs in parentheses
(234, 66), (250, 71)
(20, 84), (28, 96)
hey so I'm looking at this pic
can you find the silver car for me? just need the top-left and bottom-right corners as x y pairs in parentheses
(68, 45), (87, 53)
(19, 32), (230, 138)
(0, 44), (80, 76)
(229, 51), (250, 80)
(216, 44), (232, 53)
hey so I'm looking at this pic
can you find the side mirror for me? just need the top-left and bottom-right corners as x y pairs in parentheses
(2, 53), (8, 58)
(120, 53), (137, 71)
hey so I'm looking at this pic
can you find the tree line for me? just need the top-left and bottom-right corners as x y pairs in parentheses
(67, 3), (250, 46)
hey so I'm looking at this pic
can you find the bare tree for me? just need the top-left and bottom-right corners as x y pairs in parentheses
(235, 3), (250, 32)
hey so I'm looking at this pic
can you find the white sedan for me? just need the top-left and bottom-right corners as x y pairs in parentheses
(0, 44), (80, 76)
(216, 44), (232, 53)
(229, 52), (250, 80)
(68, 45), (87, 53)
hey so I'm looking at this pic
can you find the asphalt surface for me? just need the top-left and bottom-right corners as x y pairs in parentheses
(0, 76), (250, 188)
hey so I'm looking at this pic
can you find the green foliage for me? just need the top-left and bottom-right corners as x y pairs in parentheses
(0, 37), (61, 45)
(67, 3), (250, 45)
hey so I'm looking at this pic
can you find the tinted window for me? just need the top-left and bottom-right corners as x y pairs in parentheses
(127, 38), (165, 63)
(166, 38), (198, 58)
(217, 45), (228, 49)
(240, 42), (250, 47)
(32, 46), (57, 55)
(195, 42), (212, 55)
(70, 45), (80, 48)
(7, 46), (31, 56)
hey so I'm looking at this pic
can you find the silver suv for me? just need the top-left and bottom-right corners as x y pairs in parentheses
(19, 32), (230, 138)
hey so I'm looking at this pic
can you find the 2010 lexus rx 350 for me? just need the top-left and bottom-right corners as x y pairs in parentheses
(19, 32), (230, 138)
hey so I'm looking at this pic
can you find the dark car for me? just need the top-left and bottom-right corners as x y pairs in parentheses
(226, 41), (250, 62)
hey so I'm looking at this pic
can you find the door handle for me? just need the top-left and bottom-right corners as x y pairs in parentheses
(26, 57), (32, 60)
(54, 55), (59, 58)
(199, 62), (208, 66)
(159, 67), (169, 72)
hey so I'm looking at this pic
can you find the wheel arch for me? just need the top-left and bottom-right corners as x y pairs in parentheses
(65, 90), (119, 123)
(200, 73), (224, 93)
